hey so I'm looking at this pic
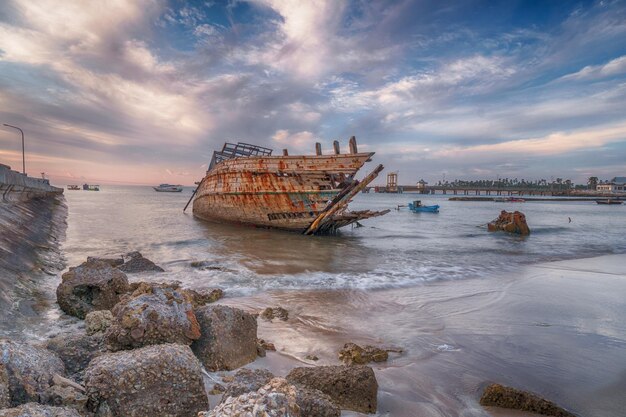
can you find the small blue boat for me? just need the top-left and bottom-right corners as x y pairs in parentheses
(408, 200), (440, 213)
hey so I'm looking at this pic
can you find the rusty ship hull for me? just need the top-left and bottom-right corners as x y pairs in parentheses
(191, 141), (388, 234)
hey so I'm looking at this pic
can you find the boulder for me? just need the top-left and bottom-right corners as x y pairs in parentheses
(338, 343), (388, 365)
(45, 333), (106, 382)
(201, 377), (300, 417)
(487, 210), (530, 235)
(294, 387), (340, 417)
(221, 368), (275, 401)
(479, 384), (576, 417)
(40, 385), (88, 415)
(86, 256), (123, 267)
(56, 260), (129, 319)
(84, 343), (207, 417)
(191, 305), (257, 371)
(105, 282), (201, 351)
(286, 366), (378, 414)
(0, 339), (65, 407)
(117, 251), (164, 273)
(260, 307), (289, 321)
(0, 403), (82, 417)
(84, 310), (114, 335)
(0, 364), (9, 409)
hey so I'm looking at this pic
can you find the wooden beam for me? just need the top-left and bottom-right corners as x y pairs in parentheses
(349, 136), (357, 154)
(333, 140), (340, 155)
(315, 142), (322, 155)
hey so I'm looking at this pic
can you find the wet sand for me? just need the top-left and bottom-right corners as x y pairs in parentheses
(217, 254), (626, 417)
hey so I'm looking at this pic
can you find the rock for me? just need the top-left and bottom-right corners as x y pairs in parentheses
(201, 377), (300, 417)
(105, 282), (201, 351)
(487, 210), (530, 235)
(56, 260), (129, 319)
(186, 288), (224, 308)
(0, 364), (9, 409)
(294, 387), (340, 417)
(286, 365), (378, 414)
(191, 305), (257, 371)
(40, 385), (88, 415)
(84, 343), (207, 417)
(258, 339), (276, 352)
(0, 339), (65, 407)
(260, 307), (289, 321)
(0, 403), (82, 417)
(84, 310), (114, 335)
(45, 333), (106, 382)
(221, 368), (275, 401)
(338, 343), (388, 365)
(117, 251), (164, 273)
(86, 256), (123, 267)
(479, 384), (576, 417)
(208, 384), (226, 396)
(304, 355), (318, 361)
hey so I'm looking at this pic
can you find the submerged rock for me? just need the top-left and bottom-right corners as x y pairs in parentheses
(84, 310), (114, 335)
(0, 339), (65, 407)
(338, 343), (388, 365)
(0, 403), (82, 417)
(45, 332), (106, 382)
(479, 384), (576, 417)
(56, 260), (129, 319)
(84, 343), (207, 417)
(201, 377), (300, 417)
(294, 387), (340, 417)
(192, 305), (257, 371)
(117, 251), (164, 273)
(105, 282), (201, 351)
(260, 307), (289, 321)
(286, 365), (378, 414)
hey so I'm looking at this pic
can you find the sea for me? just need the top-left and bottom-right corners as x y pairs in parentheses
(4, 185), (626, 416)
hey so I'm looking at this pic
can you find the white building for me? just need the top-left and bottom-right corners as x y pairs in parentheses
(596, 177), (626, 193)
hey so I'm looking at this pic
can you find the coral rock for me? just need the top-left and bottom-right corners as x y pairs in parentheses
(338, 343), (388, 365)
(56, 260), (129, 319)
(286, 365), (378, 414)
(0, 403), (82, 417)
(84, 343), (207, 417)
(84, 310), (114, 335)
(479, 384), (576, 417)
(192, 305), (258, 371)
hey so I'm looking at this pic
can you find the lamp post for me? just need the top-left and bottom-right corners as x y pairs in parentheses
(3, 124), (25, 174)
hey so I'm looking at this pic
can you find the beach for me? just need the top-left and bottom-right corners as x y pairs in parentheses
(1, 187), (625, 416)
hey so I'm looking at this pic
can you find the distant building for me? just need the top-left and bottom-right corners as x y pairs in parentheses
(596, 177), (626, 193)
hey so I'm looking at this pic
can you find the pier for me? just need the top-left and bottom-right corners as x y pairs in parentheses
(369, 184), (557, 196)
(0, 163), (63, 202)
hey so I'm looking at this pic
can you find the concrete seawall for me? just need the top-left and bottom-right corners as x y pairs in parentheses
(0, 163), (63, 202)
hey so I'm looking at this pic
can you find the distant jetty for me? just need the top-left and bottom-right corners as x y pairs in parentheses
(449, 196), (625, 202)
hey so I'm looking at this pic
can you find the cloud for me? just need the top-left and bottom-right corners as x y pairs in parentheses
(561, 55), (626, 81)
(271, 129), (316, 150)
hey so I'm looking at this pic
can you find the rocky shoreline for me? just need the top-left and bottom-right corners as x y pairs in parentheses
(0, 250), (583, 417)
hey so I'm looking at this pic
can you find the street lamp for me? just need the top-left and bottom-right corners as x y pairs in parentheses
(3, 123), (25, 174)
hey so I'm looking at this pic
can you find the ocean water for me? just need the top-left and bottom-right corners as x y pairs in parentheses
(61, 186), (626, 294)
(5, 185), (626, 416)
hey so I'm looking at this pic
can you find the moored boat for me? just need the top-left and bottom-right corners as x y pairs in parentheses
(67, 185), (80, 190)
(154, 184), (183, 192)
(82, 184), (99, 191)
(408, 200), (439, 213)
(188, 137), (389, 234)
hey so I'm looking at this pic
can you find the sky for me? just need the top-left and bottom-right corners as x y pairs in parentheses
(1, 0), (625, 186)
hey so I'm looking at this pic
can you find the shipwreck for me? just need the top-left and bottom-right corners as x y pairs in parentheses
(186, 137), (389, 234)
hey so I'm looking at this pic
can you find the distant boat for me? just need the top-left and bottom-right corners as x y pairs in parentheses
(506, 197), (525, 202)
(83, 184), (100, 191)
(408, 200), (440, 213)
(67, 185), (80, 190)
(596, 199), (623, 205)
(154, 184), (183, 192)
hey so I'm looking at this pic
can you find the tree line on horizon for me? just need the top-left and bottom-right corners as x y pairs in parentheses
(429, 176), (604, 190)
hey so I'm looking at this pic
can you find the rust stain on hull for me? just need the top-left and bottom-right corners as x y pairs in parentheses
(192, 143), (388, 234)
